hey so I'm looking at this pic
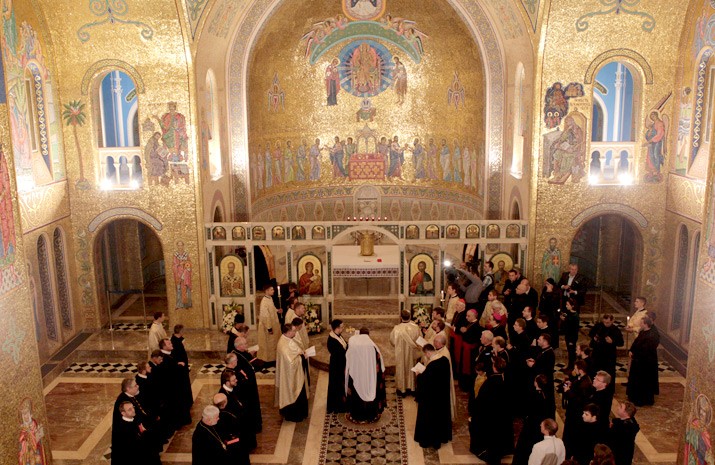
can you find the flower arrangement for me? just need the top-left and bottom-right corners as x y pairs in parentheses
(221, 301), (243, 333)
(304, 302), (323, 334)
(411, 303), (432, 330)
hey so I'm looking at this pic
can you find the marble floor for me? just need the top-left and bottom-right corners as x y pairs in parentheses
(44, 310), (682, 465)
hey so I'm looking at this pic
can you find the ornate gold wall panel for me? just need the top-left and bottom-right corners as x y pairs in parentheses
(528, 0), (688, 310)
(34, 0), (208, 329)
(18, 181), (71, 233)
(666, 173), (706, 222)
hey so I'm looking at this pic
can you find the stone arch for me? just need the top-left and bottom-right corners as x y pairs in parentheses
(88, 207), (163, 233)
(80, 59), (146, 96)
(571, 203), (648, 229)
(226, 0), (506, 219)
(584, 49), (654, 85)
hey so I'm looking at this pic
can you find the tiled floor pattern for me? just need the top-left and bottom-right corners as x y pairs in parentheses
(318, 377), (407, 465)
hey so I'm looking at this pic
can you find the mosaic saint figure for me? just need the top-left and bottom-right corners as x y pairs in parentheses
(0, 145), (17, 260)
(158, 102), (189, 160)
(392, 56), (407, 104)
(541, 237), (562, 282)
(644, 110), (667, 183)
(345, 137), (357, 174)
(18, 399), (47, 465)
(452, 139), (463, 183)
(173, 241), (192, 309)
(296, 140), (308, 181)
(463, 143), (472, 188)
(549, 115), (585, 183)
(426, 138), (438, 180)
(350, 42), (381, 95)
(440, 138), (452, 181)
(273, 141), (283, 185)
(284, 140), (295, 183)
(264, 145), (273, 189)
(309, 138), (321, 180)
(325, 58), (340, 106)
(684, 394), (714, 465)
(144, 132), (169, 184)
(413, 138), (426, 179)
(256, 145), (265, 190)
(330, 136), (347, 177)
(388, 135), (405, 178)
(378, 136), (390, 167)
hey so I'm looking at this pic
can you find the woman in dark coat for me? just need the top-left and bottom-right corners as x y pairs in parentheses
(327, 319), (348, 413)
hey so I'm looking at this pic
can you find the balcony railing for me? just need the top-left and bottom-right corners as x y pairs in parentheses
(588, 141), (636, 185)
(99, 147), (143, 189)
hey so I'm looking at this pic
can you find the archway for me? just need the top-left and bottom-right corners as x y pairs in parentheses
(570, 214), (643, 309)
(92, 219), (166, 328)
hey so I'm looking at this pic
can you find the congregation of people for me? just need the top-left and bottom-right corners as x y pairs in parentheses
(110, 261), (659, 465)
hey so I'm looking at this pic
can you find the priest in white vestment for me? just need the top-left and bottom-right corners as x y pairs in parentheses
(148, 312), (167, 352)
(275, 324), (309, 422)
(345, 328), (386, 423)
(258, 284), (280, 362)
(285, 302), (309, 350)
(389, 310), (421, 395)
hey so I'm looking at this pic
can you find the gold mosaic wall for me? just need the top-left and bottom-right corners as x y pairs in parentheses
(246, 0), (486, 218)
(0, 108), (51, 465)
(33, 0), (208, 330)
(527, 0), (688, 312)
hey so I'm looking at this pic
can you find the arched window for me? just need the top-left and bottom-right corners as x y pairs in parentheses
(53, 228), (73, 330)
(37, 235), (58, 341)
(510, 63), (525, 179)
(98, 71), (139, 148)
(206, 69), (223, 179)
(671, 225), (689, 331)
(590, 61), (639, 184)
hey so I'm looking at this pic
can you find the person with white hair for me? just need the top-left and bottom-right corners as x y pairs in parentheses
(232, 335), (262, 435)
(192, 405), (231, 464)
(345, 327), (386, 423)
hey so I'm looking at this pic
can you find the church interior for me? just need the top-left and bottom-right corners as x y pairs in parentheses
(2, 0), (715, 463)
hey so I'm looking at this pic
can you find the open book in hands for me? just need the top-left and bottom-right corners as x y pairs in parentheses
(411, 362), (426, 374)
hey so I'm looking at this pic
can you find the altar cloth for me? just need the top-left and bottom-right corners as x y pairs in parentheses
(333, 245), (400, 278)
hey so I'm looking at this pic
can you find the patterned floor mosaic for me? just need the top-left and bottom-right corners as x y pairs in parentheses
(200, 362), (276, 377)
(319, 377), (407, 465)
(110, 323), (149, 331)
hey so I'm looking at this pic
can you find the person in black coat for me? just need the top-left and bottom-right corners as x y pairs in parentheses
(539, 278), (561, 323)
(557, 263), (586, 310)
(113, 401), (159, 465)
(414, 344), (452, 449)
(626, 316), (660, 406)
(589, 371), (615, 430)
(219, 370), (256, 451)
(559, 298), (580, 371)
(527, 333), (555, 387)
(192, 405), (231, 465)
(561, 360), (593, 456)
(570, 403), (608, 465)
(327, 319), (348, 413)
(213, 394), (251, 465)
(231, 336), (263, 435)
(589, 313), (625, 379)
(607, 401), (640, 465)
(512, 374), (552, 465)
(169, 327), (194, 426)
(469, 357), (513, 464)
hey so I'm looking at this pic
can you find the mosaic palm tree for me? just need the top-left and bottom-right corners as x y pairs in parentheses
(62, 100), (89, 188)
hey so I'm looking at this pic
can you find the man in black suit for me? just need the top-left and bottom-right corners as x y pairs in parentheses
(558, 263), (586, 310)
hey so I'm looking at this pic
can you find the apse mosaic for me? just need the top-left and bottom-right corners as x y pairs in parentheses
(247, 0), (485, 210)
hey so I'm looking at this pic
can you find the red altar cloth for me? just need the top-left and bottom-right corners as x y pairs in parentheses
(349, 153), (386, 180)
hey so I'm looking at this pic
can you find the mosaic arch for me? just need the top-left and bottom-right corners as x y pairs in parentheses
(570, 203), (649, 229)
(584, 48), (654, 85)
(227, 0), (506, 219)
(87, 207), (163, 232)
